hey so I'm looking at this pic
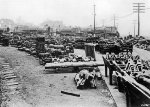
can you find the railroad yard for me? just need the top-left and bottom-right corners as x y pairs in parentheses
(1, 1), (150, 107)
(0, 38), (150, 107)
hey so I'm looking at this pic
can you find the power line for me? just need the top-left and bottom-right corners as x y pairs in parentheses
(104, 13), (133, 25)
(133, 3), (145, 36)
(117, 13), (134, 19)
(100, 12), (134, 27)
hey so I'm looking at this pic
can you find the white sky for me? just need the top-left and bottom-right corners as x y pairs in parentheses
(0, 0), (150, 36)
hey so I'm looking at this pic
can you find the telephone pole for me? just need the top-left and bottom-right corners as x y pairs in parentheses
(113, 15), (118, 28)
(102, 19), (105, 27)
(114, 15), (116, 27)
(133, 3), (145, 36)
(93, 4), (96, 37)
(133, 20), (136, 37)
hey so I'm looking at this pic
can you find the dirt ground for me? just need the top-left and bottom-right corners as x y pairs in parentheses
(0, 46), (117, 107)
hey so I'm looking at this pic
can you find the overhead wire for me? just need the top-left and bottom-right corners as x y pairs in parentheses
(117, 12), (134, 19)
(104, 12), (134, 25)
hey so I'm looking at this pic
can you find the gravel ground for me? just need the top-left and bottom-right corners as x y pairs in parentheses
(0, 46), (116, 107)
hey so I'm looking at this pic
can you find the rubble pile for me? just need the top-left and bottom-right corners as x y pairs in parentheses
(86, 37), (133, 54)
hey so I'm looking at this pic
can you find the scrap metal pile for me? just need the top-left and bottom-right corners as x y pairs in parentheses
(8, 33), (103, 90)
(9, 34), (75, 66)
(86, 37), (133, 54)
(45, 43), (104, 89)
(133, 37), (150, 50)
(126, 36), (150, 51)
(45, 60), (103, 89)
(74, 67), (101, 89)
(74, 39), (86, 49)
(103, 52), (150, 107)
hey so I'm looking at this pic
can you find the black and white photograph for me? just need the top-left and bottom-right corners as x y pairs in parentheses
(0, 0), (150, 107)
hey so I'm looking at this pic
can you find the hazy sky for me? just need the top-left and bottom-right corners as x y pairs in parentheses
(0, 0), (150, 36)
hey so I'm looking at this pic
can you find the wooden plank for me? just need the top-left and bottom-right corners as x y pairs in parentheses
(0, 71), (14, 75)
(1, 72), (14, 75)
(2, 74), (15, 78)
(61, 91), (80, 97)
(3, 75), (17, 79)
(45, 61), (104, 69)
(5, 82), (19, 86)
(84, 43), (98, 46)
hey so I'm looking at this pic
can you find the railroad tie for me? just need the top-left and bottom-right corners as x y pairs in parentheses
(0, 61), (20, 96)
(4, 75), (17, 79)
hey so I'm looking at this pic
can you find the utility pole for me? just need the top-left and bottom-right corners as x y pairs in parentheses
(116, 23), (118, 30)
(114, 15), (116, 27)
(59, 25), (60, 32)
(133, 3), (145, 36)
(102, 19), (105, 27)
(133, 20), (136, 37)
(93, 4), (96, 37)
